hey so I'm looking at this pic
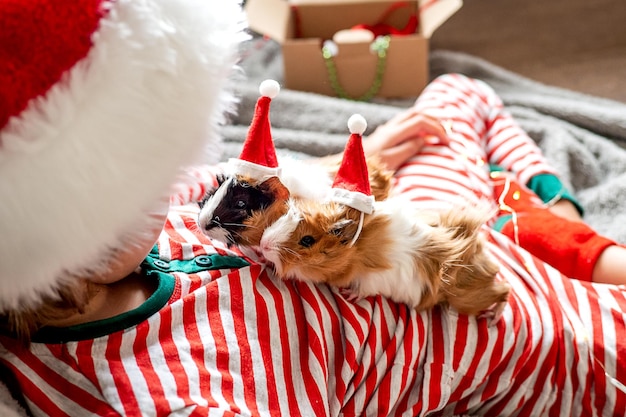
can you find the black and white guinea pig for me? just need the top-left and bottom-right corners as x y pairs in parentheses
(259, 197), (510, 318)
(198, 174), (290, 247)
(198, 155), (393, 248)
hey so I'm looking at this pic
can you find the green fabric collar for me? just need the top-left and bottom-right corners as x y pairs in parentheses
(32, 246), (250, 344)
(32, 271), (175, 344)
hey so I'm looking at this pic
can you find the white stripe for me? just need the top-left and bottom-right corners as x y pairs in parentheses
(216, 277), (251, 414)
(169, 296), (209, 409)
(594, 284), (621, 415)
(283, 291), (320, 417)
(158, 231), (172, 261)
(193, 287), (231, 411)
(169, 214), (203, 259)
(118, 330), (158, 415)
(143, 312), (186, 412)
(239, 267), (274, 414)
(254, 275), (291, 416)
(6, 348), (95, 416)
(91, 335), (125, 414)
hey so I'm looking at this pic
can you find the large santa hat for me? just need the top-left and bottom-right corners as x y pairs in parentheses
(227, 79), (282, 180)
(328, 114), (375, 246)
(0, 0), (246, 310)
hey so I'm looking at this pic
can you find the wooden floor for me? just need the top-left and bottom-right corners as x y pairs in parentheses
(430, 0), (626, 103)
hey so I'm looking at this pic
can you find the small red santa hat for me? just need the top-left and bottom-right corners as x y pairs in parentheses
(227, 79), (282, 180)
(0, 0), (245, 311)
(328, 114), (375, 215)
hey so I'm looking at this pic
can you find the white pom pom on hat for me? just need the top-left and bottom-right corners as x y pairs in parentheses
(259, 79), (280, 99)
(0, 0), (245, 311)
(348, 113), (367, 135)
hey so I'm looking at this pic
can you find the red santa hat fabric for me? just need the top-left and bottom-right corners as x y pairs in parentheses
(228, 79), (282, 180)
(328, 114), (375, 214)
(0, 0), (245, 311)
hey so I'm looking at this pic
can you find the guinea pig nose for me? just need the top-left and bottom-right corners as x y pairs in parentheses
(205, 216), (221, 230)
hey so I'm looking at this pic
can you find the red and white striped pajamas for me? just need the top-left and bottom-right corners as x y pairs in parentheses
(392, 73), (558, 216)
(2, 74), (625, 416)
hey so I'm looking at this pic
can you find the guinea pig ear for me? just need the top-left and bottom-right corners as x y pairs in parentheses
(329, 218), (358, 244)
(260, 176), (290, 201)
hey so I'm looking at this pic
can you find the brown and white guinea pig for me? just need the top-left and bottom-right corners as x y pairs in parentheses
(198, 155), (393, 248)
(259, 198), (510, 318)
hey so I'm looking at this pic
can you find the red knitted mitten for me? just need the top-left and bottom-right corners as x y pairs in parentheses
(500, 210), (615, 281)
(491, 171), (616, 281)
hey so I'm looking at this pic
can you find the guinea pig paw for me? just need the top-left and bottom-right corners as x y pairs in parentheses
(479, 300), (507, 326)
(339, 287), (363, 303)
(252, 248), (267, 263)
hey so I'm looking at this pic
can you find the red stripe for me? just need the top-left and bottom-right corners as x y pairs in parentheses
(252, 271), (283, 416)
(609, 287), (626, 414)
(488, 134), (533, 167)
(288, 283), (326, 415)
(523, 260), (563, 416)
(397, 157), (488, 195)
(359, 296), (387, 410)
(163, 218), (186, 260)
(426, 307), (446, 409)
(3, 360), (72, 416)
(438, 75), (492, 121)
(361, 298), (383, 413)
(375, 301), (411, 415)
(408, 315), (427, 415)
(181, 292), (219, 410)
(392, 308), (418, 414)
(425, 73), (560, 194)
(586, 285), (608, 413)
(205, 281), (238, 412)
(298, 284), (336, 384)
(262, 277), (302, 417)
(158, 305), (195, 410)
(17, 344), (107, 413)
(533, 262), (584, 414)
(228, 269), (263, 416)
(481, 309), (512, 401)
(333, 294), (370, 416)
(104, 331), (142, 415)
(132, 321), (169, 414)
(74, 339), (100, 391)
(451, 314), (469, 373)
(487, 250), (556, 416)
(315, 287), (348, 406)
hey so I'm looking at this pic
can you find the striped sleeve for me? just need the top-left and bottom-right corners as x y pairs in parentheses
(169, 163), (226, 206)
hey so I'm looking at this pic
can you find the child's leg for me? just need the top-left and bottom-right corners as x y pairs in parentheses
(421, 73), (558, 184)
(392, 73), (564, 214)
(392, 74), (496, 209)
(593, 246), (626, 285)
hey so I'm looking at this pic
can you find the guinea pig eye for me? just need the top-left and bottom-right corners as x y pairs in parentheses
(236, 200), (247, 209)
(299, 235), (316, 248)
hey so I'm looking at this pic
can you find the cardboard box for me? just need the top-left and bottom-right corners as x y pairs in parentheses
(244, 0), (462, 100)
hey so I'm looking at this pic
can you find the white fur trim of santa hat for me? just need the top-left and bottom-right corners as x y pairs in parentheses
(0, 0), (247, 310)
